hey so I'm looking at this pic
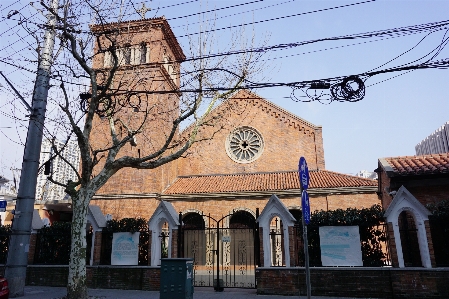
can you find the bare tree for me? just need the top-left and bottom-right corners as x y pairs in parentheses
(29, 1), (266, 298)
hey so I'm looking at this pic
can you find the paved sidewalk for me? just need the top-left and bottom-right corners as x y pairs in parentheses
(19, 286), (377, 299)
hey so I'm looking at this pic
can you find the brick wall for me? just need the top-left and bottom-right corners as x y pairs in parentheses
(256, 267), (449, 298)
(18, 265), (449, 297)
(27, 233), (37, 264)
(92, 231), (102, 265)
(26, 265), (161, 291)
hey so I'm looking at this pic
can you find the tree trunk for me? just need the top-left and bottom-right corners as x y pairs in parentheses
(67, 189), (90, 299)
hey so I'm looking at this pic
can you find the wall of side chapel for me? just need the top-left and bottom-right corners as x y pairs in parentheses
(378, 161), (449, 211)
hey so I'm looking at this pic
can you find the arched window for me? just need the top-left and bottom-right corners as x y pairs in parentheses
(160, 221), (169, 259)
(183, 212), (205, 229)
(140, 43), (147, 64)
(229, 210), (256, 229)
(269, 216), (284, 266)
(123, 45), (131, 65)
(104, 51), (112, 68)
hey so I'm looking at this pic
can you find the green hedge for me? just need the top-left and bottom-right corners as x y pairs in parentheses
(427, 200), (449, 266)
(0, 225), (11, 263)
(295, 204), (388, 267)
(101, 218), (149, 265)
(34, 222), (72, 264)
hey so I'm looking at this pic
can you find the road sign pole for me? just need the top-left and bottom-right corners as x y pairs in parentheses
(298, 157), (311, 299)
(302, 213), (311, 299)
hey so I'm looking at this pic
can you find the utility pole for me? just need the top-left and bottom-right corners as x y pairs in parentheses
(5, 0), (58, 296)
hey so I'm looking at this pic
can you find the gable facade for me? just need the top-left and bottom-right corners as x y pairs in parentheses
(177, 89), (325, 177)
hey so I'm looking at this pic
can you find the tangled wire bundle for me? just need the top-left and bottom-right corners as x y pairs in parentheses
(330, 75), (365, 102)
(79, 92), (142, 118)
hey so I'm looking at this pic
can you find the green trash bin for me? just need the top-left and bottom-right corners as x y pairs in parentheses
(160, 258), (194, 299)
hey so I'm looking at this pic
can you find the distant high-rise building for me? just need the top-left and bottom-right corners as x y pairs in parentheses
(355, 170), (378, 180)
(415, 121), (449, 155)
(36, 139), (80, 201)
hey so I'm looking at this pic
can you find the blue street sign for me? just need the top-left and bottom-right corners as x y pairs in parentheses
(298, 157), (310, 190)
(0, 200), (6, 212)
(301, 190), (310, 225)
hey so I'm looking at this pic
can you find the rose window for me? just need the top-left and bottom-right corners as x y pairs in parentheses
(226, 126), (264, 163)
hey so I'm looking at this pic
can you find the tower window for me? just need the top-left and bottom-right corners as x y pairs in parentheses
(140, 43), (147, 64)
(123, 45), (131, 65)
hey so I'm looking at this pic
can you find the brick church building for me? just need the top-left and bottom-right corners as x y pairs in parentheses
(86, 16), (379, 224)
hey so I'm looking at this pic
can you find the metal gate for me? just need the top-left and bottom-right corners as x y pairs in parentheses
(179, 210), (259, 290)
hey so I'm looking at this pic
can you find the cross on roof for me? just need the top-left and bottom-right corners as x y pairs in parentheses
(137, 3), (151, 19)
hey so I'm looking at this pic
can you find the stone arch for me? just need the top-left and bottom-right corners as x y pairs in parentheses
(148, 201), (179, 266)
(257, 194), (296, 267)
(230, 207), (256, 219)
(229, 209), (256, 229)
(384, 186), (432, 268)
(180, 208), (209, 228)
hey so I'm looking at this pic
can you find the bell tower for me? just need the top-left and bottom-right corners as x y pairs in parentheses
(90, 16), (186, 195)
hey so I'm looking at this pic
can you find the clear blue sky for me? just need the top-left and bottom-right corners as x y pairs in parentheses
(1, 0), (448, 180)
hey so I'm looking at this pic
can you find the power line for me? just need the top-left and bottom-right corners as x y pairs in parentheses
(182, 19), (449, 62)
(176, 0), (377, 38)
(172, 0), (296, 29)
(166, 0), (264, 21)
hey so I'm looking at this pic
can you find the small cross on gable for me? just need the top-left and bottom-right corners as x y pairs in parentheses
(137, 3), (151, 19)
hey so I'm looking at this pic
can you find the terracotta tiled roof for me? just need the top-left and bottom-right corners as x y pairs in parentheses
(163, 170), (377, 195)
(383, 153), (449, 176)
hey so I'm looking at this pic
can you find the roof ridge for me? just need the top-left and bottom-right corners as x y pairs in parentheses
(383, 152), (449, 160)
(176, 170), (298, 178)
(315, 169), (378, 181)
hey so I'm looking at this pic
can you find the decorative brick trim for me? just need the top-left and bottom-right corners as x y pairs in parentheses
(171, 229), (178, 258)
(148, 230), (152, 266)
(259, 227), (264, 267)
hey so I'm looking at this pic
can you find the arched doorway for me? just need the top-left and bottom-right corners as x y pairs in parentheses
(182, 212), (207, 267)
(181, 210), (257, 289)
(228, 210), (256, 287)
(398, 210), (422, 267)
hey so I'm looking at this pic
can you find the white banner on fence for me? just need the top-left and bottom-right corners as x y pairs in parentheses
(111, 232), (140, 265)
(319, 226), (363, 266)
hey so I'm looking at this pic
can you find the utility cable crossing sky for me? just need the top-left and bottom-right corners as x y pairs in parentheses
(0, 0), (448, 177)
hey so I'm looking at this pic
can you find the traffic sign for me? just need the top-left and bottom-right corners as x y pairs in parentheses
(0, 200), (6, 212)
(301, 190), (310, 225)
(298, 157), (310, 190)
